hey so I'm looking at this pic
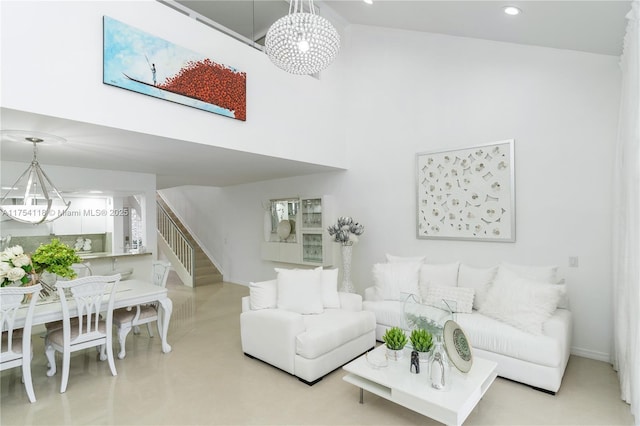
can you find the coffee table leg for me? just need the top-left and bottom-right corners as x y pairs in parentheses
(359, 388), (364, 404)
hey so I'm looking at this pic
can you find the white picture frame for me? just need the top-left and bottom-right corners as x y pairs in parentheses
(416, 139), (515, 242)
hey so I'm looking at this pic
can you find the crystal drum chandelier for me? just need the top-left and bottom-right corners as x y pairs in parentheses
(0, 132), (71, 224)
(265, 0), (340, 75)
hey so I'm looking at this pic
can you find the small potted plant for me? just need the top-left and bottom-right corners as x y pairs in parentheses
(410, 328), (433, 363)
(382, 326), (408, 361)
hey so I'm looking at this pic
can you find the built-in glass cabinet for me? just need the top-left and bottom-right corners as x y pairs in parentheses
(261, 195), (336, 266)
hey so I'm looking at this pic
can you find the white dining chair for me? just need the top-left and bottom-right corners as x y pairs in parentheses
(112, 261), (171, 359)
(1, 284), (42, 403)
(44, 274), (120, 393)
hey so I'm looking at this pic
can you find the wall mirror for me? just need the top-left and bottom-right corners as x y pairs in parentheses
(270, 198), (299, 242)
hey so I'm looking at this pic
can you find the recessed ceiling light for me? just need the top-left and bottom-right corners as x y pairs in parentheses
(503, 6), (521, 16)
(363, 0), (373, 4)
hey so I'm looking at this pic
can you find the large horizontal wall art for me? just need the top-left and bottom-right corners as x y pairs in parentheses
(416, 140), (515, 242)
(103, 16), (246, 121)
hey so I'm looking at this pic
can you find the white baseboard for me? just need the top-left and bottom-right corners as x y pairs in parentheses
(571, 346), (611, 363)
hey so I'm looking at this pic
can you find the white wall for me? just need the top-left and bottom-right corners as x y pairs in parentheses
(164, 25), (621, 362)
(0, 0), (346, 169)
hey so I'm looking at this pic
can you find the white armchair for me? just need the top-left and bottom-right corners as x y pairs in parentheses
(240, 268), (376, 385)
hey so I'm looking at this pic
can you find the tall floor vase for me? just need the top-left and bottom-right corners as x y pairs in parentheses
(340, 244), (355, 293)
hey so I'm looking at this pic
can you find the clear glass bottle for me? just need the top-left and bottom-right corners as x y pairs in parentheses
(429, 336), (451, 391)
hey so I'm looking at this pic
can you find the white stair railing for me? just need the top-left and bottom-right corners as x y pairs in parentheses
(156, 201), (195, 286)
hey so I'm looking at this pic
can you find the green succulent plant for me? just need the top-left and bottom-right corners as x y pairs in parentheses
(382, 326), (408, 350)
(410, 328), (433, 353)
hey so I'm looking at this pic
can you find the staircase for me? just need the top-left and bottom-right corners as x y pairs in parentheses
(156, 194), (223, 287)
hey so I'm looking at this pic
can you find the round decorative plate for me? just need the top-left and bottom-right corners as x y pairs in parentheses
(276, 220), (291, 240)
(443, 320), (473, 373)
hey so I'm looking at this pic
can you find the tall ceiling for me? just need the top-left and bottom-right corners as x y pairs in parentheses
(1, 1), (631, 192)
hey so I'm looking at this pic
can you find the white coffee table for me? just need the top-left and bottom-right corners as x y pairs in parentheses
(343, 345), (497, 426)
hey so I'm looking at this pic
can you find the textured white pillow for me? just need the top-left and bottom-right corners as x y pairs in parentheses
(422, 286), (475, 314)
(497, 262), (558, 283)
(458, 264), (498, 310)
(275, 268), (324, 314)
(372, 262), (421, 300)
(480, 277), (562, 335)
(385, 254), (426, 264)
(418, 262), (460, 289)
(495, 263), (568, 309)
(249, 279), (277, 310)
(321, 268), (340, 308)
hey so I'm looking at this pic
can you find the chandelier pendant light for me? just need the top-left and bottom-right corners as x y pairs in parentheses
(265, 0), (340, 75)
(0, 136), (71, 224)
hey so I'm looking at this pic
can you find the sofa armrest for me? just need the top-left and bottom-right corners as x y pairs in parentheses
(240, 309), (305, 374)
(338, 292), (363, 311)
(364, 286), (381, 301)
(241, 296), (251, 313)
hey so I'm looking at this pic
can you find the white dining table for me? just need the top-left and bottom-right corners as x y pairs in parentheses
(11, 279), (173, 354)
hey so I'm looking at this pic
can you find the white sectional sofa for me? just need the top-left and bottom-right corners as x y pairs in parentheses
(240, 267), (376, 385)
(362, 256), (572, 394)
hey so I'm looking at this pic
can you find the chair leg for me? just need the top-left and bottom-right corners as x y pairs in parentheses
(22, 361), (36, 403)
(106, 336), (117, 377)
(99, 344), (107, 361)
(146, 322), (154, 338)
(45, 344), (57, 377)
(117, 324), (133, 360)
(60, 350), (71, 393)
(133, 325), (141, 335)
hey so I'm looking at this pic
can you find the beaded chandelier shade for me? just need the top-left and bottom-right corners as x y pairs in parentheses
(265, 0), (340, 75)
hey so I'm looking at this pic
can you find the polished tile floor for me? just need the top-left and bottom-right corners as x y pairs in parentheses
(1, 274), (634, 425)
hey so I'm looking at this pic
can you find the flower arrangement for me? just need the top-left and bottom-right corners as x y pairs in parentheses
(0, 245), (34, 287)
(327, 216), (364, 245)
(31, 238), (82, 279)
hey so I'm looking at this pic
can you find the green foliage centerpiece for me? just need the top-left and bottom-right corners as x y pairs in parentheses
(382, 326), (408, 361)
(31, 238), (82, 279)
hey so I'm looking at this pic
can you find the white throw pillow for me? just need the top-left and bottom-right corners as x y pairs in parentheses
(385, 254), (426, 264)
(249, 279), (277, 310)
(458, 264), (498, 310)
(321, 268), (340, 308)
(372, 262), (421, 300)
(418, 262), (460, 289)
(480, 277), (562, 335)
(497, 262), (558, 283)
(422, 286), (475, 314)
(495, 263), (568, 309)
(275, 268), (324, 314)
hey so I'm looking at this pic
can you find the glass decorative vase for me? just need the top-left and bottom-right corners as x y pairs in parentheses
(340, 243), (354, 293)
(429, 336), (451, 391)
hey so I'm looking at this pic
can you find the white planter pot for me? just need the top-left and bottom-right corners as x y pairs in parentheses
(386, 347), (404, 361)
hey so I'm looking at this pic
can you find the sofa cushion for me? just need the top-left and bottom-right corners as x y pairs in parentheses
(479, 277), (563, 335)
(455, 312), (564, 368)
(386, 254), (426, 263)
(497, 262), (558, 284)
(372, 262), (421, 300)
(320, 268), (341, 308)
(421, 285), (475, 313)
(276, 268), (324, 314)
(458, 264), (498, 310)
(418, 262), (460, 289)
(495, 264), (568, 309)
(363, 300), (405, 328)
(249, 279), (277, 310)
(296, 310), (376, 359)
